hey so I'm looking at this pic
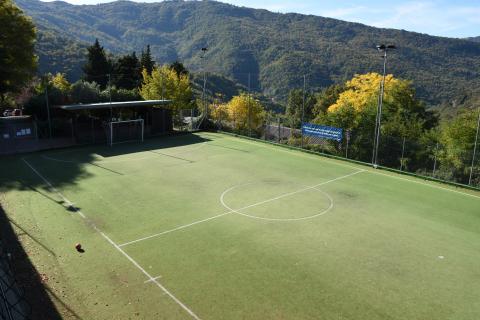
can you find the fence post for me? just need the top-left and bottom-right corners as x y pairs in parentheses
(400, 136), (406, 171)
(191, 109), (194, 131)
(264, 119), (267, 141)
(277, 117), (280, 143)
(45, 86), (52, 139)
(468, 109), (480, 185)
(91, 117), (94, 143)
(345, 130), (350, 158)
(71, 118), (75, 142)
(432, 142), (439, 177)
(34, 120), (38, 141)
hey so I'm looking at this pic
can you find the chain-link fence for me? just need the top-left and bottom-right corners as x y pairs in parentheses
(207, 100), (480, 190)
(231, 121), (479, 188)
(0, 241), (30, 320)
(175, 108), (204, 132)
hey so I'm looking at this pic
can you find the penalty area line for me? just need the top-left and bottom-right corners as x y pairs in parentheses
(22, 157), (202, 320)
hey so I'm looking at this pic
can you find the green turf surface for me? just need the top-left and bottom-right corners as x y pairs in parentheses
(1, 132), (480, 319)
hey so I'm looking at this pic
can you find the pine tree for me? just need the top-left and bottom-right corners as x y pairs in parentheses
(140, 45), (155, 75)
(113, 52), (141, 90)
(82, 39), (111, 89)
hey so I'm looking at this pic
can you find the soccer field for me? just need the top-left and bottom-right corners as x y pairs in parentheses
(1, 132), (480, 319)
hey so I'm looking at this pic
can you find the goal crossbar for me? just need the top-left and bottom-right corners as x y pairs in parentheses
(108, 119), (144, 146)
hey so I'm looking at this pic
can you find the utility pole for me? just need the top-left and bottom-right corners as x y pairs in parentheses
(372, 44), (396, 168)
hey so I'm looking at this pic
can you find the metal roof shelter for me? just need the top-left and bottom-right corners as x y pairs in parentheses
(55, 100), (171, 111)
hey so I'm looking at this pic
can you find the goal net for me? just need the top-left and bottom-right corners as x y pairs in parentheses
(107, 119), (144, 146)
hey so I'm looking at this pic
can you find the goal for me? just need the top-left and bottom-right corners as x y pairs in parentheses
(107, 119), (144, 146)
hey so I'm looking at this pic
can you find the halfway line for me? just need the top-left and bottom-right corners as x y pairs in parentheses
(119, 212), (233, 247)
(120, 169), (365, 247)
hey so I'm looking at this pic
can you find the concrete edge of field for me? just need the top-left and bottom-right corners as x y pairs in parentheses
(216, 130), (480, 193)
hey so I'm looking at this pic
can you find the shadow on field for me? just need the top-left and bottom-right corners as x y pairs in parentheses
(0, 204), (80, 320)
(95, 132), (211, 158)
(0, 133), (210, 319)
(0, 133), (211, 192)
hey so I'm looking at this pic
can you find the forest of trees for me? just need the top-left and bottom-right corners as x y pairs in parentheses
(15, 0), (480, 111)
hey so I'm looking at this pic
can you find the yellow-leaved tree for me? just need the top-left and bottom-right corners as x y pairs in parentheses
(210, 102), (229, 124)
(328, 72), (401, 113)
(51, 73), (71, 93)
(312, 72), (430, 165)
(140, 65), (193, 111)
(226, 93), (265, 131)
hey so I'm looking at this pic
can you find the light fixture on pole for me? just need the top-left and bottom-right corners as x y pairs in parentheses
(372, 44), (396, 168)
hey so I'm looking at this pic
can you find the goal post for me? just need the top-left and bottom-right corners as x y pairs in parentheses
(107, 119), (144, 146)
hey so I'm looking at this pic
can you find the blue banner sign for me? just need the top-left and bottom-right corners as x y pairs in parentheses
(302, 123), (343, 142)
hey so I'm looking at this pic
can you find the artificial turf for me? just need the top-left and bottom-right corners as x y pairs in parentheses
(1, 131), (479, 319)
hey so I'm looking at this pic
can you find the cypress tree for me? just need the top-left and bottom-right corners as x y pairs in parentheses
(82, 39), (111, 89)
(140, 45), (155, 75)
(113, 52), (141, 90)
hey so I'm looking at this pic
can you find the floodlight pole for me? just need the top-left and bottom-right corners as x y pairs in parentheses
(201, 47), (208, 128)
(301, 74), (306, 148)
(372, 44), (395, 167)
(469, 109), (480, 185)
(248, 72), (252, 137)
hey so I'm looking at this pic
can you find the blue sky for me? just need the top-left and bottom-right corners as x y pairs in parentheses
(39, 0), (480, 38)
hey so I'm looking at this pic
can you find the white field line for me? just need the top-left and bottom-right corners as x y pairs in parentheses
(42, 154), (157, 164)
(221, 186), (334, 222)
(100, 232), (201, 320)
(119, 169), (365, 247)
(144, 275), (162, 283)
(233, 170), (364, 212)
(119, 212), (233, 247)
(22, 157), (201, 320)
(217, 133), (480, 200)
(366, 170), (480, 200)
(42, 142), (206, 165)
(22, 158), (86, 218)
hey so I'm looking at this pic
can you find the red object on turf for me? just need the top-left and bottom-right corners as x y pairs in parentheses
(75, 243), (82, 251)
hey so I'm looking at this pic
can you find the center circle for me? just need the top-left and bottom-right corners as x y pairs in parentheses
(220, 181), (334, 221)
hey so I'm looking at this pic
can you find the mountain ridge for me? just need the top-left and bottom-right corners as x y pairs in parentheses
(16, 0), (480, 106)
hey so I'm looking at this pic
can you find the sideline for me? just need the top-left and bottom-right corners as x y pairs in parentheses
(212, 133), (480, 200)
(21, 157), (202, 320)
